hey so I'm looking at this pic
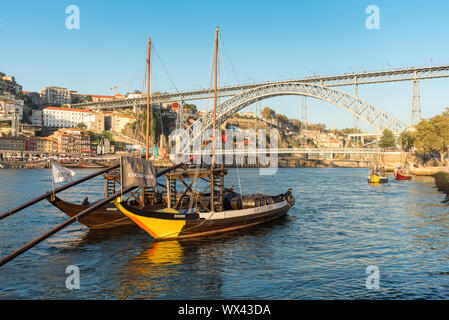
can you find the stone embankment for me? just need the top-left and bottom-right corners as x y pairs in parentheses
(433, 171), (449, 203)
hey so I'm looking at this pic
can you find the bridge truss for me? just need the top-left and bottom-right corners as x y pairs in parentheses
(71, 65), (449, 110)
(176, 82), (406, 154)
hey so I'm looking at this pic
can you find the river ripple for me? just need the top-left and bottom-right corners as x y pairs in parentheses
(0, 167), (448, 299)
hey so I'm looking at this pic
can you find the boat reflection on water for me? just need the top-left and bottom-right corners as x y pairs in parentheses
(76, 225), (142, 246)
(134, 241), (184, 266)
(112, 240), (224, 299)
(110, 217), (289, 299)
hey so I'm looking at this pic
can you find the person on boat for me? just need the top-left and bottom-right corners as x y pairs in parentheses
(82, 197), (89, 206)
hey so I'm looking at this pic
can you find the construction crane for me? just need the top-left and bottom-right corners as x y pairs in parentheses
(110, 81), (129, 92)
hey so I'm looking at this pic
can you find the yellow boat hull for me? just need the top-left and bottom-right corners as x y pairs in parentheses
(113, 192), (295, 241)
(368, 173), (388, 183)
(113, 198), (186, 239)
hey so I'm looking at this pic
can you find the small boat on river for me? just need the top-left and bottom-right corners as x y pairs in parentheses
(368, 169), (389, 183)
(395, 167), (412, 180)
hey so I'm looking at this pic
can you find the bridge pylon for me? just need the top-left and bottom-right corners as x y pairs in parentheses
(301, 96), (307, 123)
(353, 77), (359, 130)
(411, 72), (422, 126)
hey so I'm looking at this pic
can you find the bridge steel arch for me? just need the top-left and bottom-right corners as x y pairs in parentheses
(179, 82), (406, 153)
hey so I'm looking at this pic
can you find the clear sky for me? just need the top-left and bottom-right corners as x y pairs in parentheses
(1, 0), (449, 131)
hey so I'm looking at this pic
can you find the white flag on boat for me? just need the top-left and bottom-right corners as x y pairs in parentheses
(52, 163), (76, 184)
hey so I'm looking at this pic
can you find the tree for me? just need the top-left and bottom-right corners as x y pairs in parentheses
(76, 122), (86, 129)
(101, 131), (114, 142)
(379, 129), (396, 148)
(71, 97), (82, 104)
(184, 103), (197, 113)
(414, 111), (449, 165)
(84, 95), (93, 102)
(398, 130), (416, 151)
(21, 111), (32, 125)
(86, 130), (99, 143)
(261, 107), (275, 123)
(274, 113), (288, 127)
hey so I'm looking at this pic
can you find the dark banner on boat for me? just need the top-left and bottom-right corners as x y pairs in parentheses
(120, 156), (156, 188)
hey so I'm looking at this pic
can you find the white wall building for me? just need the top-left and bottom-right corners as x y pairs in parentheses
(30, 110), (42, 126)
(127, 92), (146, 99)
(43, 106), (92, 128)
(40, 86), (72, 105)
(0, 98), (24, 120)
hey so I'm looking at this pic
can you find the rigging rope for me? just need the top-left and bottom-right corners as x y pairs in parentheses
(219, 33), (240, 85)
(152, 44), (179, 93)
(127, 46), (148, 95)
(206, 38), (216, 113)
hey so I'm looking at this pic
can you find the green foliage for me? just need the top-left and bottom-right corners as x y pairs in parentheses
(184, 103), (197, 113)
(76, 122), (86, 129)
(311, 123), (327, 132)
(22, 95), (39, 110)
(379, 129), (396, 148)
(85, 130), (99, 143)
(399, 130), (416, 151)
(261, 107), (275, 121)
(415, 111), (449, 164)
(21, 111), (32, 125)
(101, 131), (114, 142)
(275, 113), (289, 127)
(71, 97), (82, 104)
(84, 95), (93, 102)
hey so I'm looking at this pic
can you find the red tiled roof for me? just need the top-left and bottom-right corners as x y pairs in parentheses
(44, 106), (92, 113)
(91, 95), (114, 99)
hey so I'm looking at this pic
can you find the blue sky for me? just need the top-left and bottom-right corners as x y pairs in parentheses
(1, 0), (449, 131)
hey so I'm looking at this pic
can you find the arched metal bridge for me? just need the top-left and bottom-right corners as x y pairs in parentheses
(177, 82), (406, 154)
(71, 64), (449, 109)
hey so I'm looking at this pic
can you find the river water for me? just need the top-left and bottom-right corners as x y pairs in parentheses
(0, 167), (448, 299)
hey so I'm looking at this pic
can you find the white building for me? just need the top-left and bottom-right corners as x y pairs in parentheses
(30, 110), (42, 126)
(43, 106), (92, 128)
(40, 86), (72, 105)
(127, 92), (147, 99)
(0, 97), (24, 120)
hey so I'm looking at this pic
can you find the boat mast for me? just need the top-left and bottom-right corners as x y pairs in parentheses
(212, 26), (219, 168)
(146, 37), (152, 160)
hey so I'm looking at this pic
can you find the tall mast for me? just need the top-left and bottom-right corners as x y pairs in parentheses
(146, 37), (151, 160)
(212, 26), (219, 168)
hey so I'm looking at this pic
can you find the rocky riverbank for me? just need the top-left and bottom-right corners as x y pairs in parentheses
(433, 171), (449, 203)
